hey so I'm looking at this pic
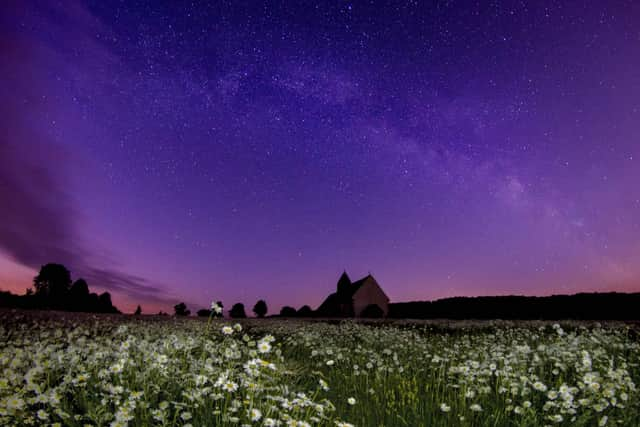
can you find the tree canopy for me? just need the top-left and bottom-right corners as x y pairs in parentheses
(16, 264), (121, 313)
(279, 306), (296, 317)
(253, 300), (268, 318)
(196, 308), (211, 317)
(174, 302), (190, 316)
(229, 303), (247, 318)
(297, 305), (313, 317)
(33, 263), (71, 298)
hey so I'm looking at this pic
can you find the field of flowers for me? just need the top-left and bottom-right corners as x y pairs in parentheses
(0, 309), (639, 427)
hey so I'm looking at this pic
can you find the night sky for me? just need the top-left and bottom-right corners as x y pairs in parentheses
(1, 1), (639, 314)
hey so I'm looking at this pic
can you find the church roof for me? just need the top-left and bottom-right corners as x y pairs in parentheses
(317, 292), (339, 312)
(316, 273), (388, 315)
(347, 274), (373, 296)
(337, 271), (352, 288)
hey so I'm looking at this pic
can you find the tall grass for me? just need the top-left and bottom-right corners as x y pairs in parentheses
(0, 311), (638, 426)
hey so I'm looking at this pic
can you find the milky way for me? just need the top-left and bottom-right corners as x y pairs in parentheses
(1, 1), (639, 313)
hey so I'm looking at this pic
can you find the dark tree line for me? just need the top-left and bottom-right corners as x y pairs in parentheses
(183, 300), (269, 319)
(279, 304), (315, 318)
(0, 263), (120, 313)
(388, 293), (640, 320)
(196, 301), (224, 318)
(13, 267), (633, 321)
(278, 303), (382, 318)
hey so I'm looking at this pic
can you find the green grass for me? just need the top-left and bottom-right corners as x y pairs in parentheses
(0, 310), (638, 426)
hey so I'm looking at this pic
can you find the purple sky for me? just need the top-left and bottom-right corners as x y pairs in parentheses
(1, 1), (639, 314)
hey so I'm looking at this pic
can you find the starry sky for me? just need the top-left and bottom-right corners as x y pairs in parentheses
(1, 1), (639, 314)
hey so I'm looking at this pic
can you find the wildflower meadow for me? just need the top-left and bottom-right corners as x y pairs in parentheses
(0, 309), (638, 426)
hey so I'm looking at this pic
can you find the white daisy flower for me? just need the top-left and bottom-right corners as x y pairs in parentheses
(249, 408), (262, 421)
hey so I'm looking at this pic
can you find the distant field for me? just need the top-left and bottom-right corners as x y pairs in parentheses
(1, 310), (638, 426)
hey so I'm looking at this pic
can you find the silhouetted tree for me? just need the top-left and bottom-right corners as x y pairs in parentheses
(297, 305), (313, 317)
(87, 293), (100, 312)
(98, 292), (110, 310)
(97, 292), (119, 313)
(68, 279), (89, 311)
(279, 306), (296, 317)
(70, 279), (89, 297)
(360, 304), (384, 318)
(4, 261), (127, 313)
(157, 311), (169, 316)
(229, 303), (247, 318)
(174, 302), (190, 316)
(0, 291), (22, 309)
(33, 263), (71, 302)
(134, 305), (142, 315)
(253, 300), (268, 318)
(197, 309), (211, 317)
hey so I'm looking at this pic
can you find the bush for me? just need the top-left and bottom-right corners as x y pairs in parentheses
(297, 305), (313, 317)
(360, 304), (384, 318)
(279, 306), (297, 317)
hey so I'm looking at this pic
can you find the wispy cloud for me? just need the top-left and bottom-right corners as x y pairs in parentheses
(0, 1), (180, 309)
(0, 142), (180, 307)
(0, 143), (78, 268)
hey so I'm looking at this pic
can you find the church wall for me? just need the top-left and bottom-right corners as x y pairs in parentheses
(353, 279), (389, 317)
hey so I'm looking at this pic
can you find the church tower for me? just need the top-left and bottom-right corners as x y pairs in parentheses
(336, 271), (351, 297)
